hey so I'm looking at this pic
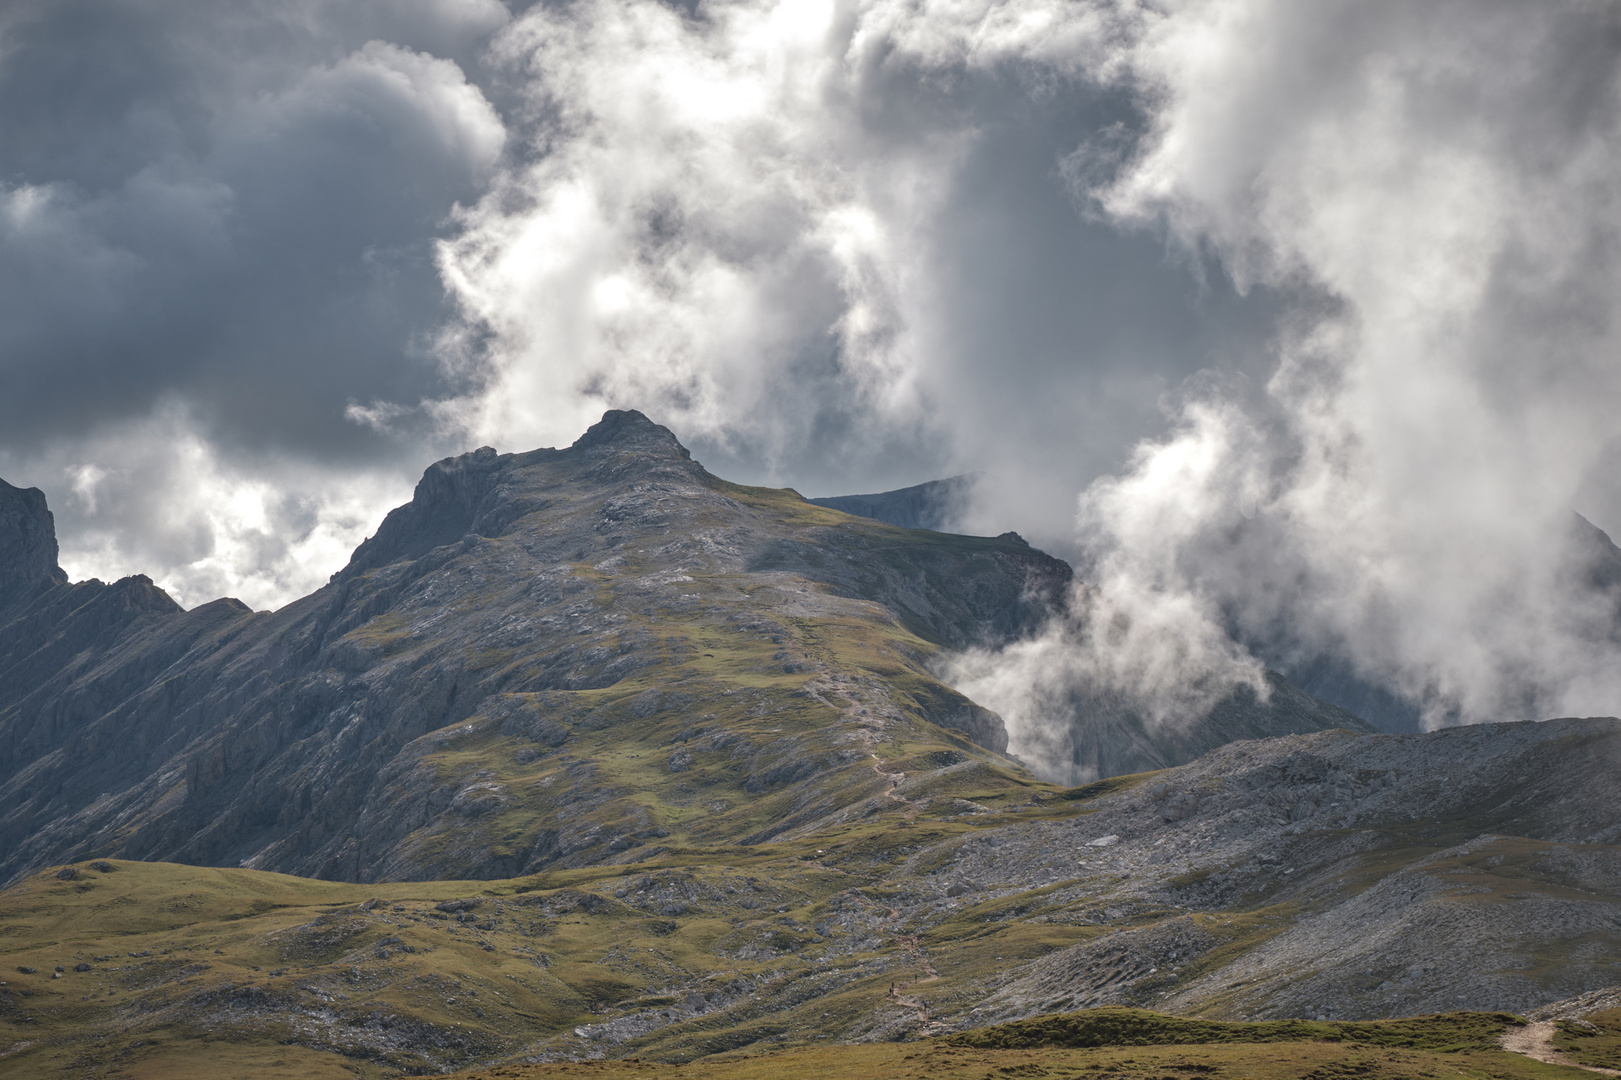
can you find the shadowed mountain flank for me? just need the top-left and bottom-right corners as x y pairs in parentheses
(809, 475), (973, 532)
(1047, 671), (1375, 786)
(0, 412), (1076, 885)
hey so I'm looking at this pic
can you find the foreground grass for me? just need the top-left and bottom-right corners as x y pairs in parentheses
(446, 1009), (1585, 1080)
(0, 857), (1601, 1080)
(5, 785), (1614, 1078)
(0, 821), (1079, 1079)
(1555, 1008), (1621, 1070)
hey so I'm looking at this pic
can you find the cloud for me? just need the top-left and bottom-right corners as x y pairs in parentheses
(947, 397), (1272, 780)
(0, 0), (509, 605)
(431, 0), (950, 467)
(0, 403), (414, 611)
(425, 0), (1275, 498)
(957, 0), (1621, 767)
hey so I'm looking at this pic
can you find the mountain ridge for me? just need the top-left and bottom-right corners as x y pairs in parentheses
(0, 410), (1363, 890)
(0, 412), (1070, 885)
(808, 475), (973, 532)
(0, 477), (69, 605)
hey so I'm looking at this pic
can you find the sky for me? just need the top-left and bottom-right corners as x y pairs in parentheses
(4, 0), (1621, 758)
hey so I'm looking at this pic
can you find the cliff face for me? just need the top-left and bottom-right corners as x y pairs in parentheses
(0, 412), (1076, 884)
(0, 479), (68, 606)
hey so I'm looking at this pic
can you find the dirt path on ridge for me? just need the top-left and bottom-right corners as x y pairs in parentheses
(1500, 1020), (1620, 1076)
(872, 755), (922, 821)
(842, 885), (948, 1036)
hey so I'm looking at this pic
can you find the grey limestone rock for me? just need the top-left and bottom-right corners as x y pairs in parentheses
(0, 478), (68, 606)
(911, 716), (1621, 1025)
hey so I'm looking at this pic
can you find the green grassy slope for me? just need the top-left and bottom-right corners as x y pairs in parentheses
(1, 850), (1576, 1080)
(0, 797), (1097, 1078)
(441, 1010), (1585, 1080)
(5, 736), (1621, 1078)
(1554, 1008), (1621, 1070)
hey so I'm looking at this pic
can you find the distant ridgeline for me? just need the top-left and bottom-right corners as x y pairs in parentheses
(811, 478), (1621, 737)
(809, 475), (974, 532)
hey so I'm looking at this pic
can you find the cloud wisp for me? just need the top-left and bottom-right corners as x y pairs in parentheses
(430, 0), (958, 468)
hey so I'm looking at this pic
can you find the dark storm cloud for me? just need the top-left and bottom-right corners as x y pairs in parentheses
(0, 0), (509, 606)
(683, 70), (1290, 509)
(0, 0), (506, 455)
(680, 68), (1294, 531)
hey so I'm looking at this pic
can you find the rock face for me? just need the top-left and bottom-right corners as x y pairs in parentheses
(0, 412), (1077, 884)
(0, 479), (67, 605)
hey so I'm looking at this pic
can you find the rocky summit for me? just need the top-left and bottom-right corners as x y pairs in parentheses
(1, 410), (1618, 1079)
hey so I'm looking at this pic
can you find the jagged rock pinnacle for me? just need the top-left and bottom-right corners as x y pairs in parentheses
(0, 478), (68, 605)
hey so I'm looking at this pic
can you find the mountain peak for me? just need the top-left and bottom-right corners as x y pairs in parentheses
(0, 478), (68, 606)
(340, 410), (697, 577)
(571, 409), (691, 459)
